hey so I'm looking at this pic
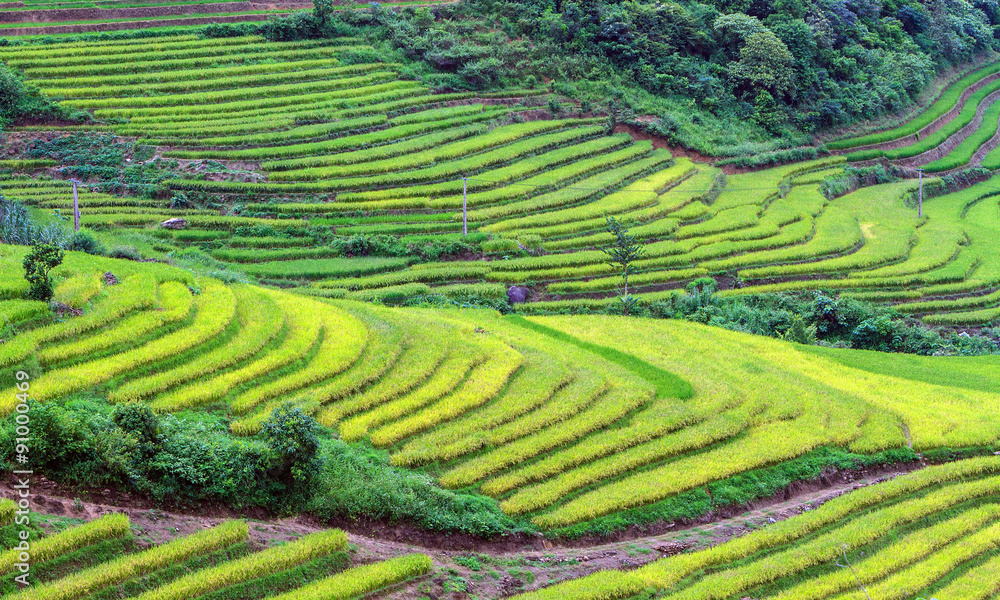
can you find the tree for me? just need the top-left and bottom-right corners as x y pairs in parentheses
(726, 29), (795, 98)
(23, 242), (64, 302)
(605, 96), (634, 134)
(261, 403), (324, 495)
(752, 90), (786, 132)
(601, 216), (644, 316)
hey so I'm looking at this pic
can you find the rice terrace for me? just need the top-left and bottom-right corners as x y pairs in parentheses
(3, 1), (1000, 599)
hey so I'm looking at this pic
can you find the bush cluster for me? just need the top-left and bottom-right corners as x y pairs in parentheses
(0, 398), (322, 511)
(641, 282), (999, 355)
(0, 64), (62, 128)
(26, 133), (174, 198)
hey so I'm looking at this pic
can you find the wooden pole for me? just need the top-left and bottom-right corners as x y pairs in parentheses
(917, 169), (923, 218)
(72, 180), (80, 232)
(462, 177), (468, 237)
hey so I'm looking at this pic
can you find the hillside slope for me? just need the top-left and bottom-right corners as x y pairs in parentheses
(3, 247), (999, 536)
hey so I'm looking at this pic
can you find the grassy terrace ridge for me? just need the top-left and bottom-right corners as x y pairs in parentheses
(0, 1), (441, 33)
(1, 248), (1000, 536)
(0, 11), (280, 28)
(0, 515), (431, 600)
(511, 457), (1000, 599)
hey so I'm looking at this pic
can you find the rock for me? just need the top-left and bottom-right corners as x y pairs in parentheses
(507, 285), (529, 304)
(104, 271), (118, 285)
(160, 217), (186, 230)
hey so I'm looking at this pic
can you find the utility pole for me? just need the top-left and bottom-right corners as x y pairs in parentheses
(71, 179), (81, 232)
(462, 177), (468, 237)
(916, 168), (924, 218)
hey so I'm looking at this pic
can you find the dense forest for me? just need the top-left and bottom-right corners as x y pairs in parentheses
(301, 0), (1000, 155)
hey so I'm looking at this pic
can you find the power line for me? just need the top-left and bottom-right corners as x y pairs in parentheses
(460, 176), (837, 195)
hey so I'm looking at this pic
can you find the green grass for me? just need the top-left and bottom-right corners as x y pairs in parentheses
(799, 345), (1000, 395)
(506, 315), (693, 400)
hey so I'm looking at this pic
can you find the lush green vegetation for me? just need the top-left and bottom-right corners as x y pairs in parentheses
(1, 250), (999, 541)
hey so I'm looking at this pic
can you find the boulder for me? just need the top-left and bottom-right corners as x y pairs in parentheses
(160, 217), (186, 230)
(507, 285), (529, 304)
(104, 271), (118, 285)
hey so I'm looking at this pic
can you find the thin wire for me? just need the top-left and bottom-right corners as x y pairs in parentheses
(460, 176), (817, 195)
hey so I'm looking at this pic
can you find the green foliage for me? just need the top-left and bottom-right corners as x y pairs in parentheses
(260, 403), (323, 497)
(67, 231), (106, 256)
(0, 197), (70, 247)
(329, 232), (480, 261)
(726, 29), (794, 98)
(307, 439), (523, 536)
(111, 403), (161, 458)
(640, 290), (998, 356)
(0, 396), (316, 511)
(0, 197), (35, 246)
(26, 134), (176, 198)
(306, 0), (1000, 153)
(0, 63), (61, 128)
(23, 243), (64, 302)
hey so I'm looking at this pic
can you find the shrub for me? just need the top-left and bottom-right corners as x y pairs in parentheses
(23, 243), (64, 301)
(308, 439), (520, 536)
(107, 246), (143, 261)
(330, 234), (408, 258)
(67, 231), (105, 255)
(0, 64), (60, 127)
(0, 396), (318, 511)
(112, 403), (161, 458)
(261, 404), (324, 501)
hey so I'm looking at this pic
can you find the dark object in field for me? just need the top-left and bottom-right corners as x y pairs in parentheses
(104, 271), (118, 285)
(160, 217), (186, 230)
(507, 285), (528, 304)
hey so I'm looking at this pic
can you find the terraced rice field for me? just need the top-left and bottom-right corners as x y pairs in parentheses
(3, 34), (1000, 323)
(3, 20), (1000, 600)
(829, 58), (1000, 171)
(513, 457), (1000, 600)
(0, 505), (431, 599)
(3, 248), (1000, 532)
(0, 0), (441, 35)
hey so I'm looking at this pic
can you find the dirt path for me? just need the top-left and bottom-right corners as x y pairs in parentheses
(3, 464), (920, 598)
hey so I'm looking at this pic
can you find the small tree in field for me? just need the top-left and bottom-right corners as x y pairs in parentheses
(601, 216), (644, 316)
(23, 242), (64, 301)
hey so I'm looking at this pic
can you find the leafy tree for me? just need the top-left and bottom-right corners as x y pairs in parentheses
(261, 404), (324, 494)
(23, 243), (64, 302)
(753, 89), (785, 131)
(727, 29), (795, 97)
(714, 12), (767, 52)
(783, 315), (816, 344)
(601, 216), (644, 316)
(0, 64), (63, 129)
